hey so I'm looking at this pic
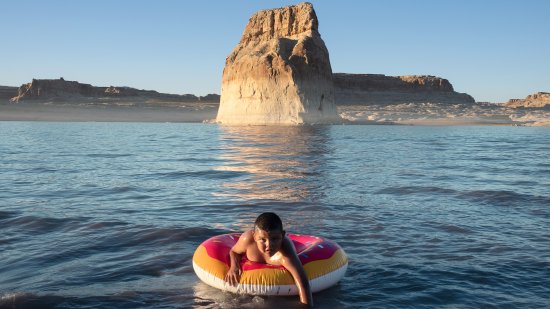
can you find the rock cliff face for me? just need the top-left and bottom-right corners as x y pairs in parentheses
(333, 73), (475, 104)
(216, 2), (340, 125)
(0, 86), (18, 101)
(12, 78), (97, 101)
(10, 78), (213, 103)
(506, 92), (550, 108)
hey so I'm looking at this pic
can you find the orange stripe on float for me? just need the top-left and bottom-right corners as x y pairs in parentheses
(193, 245), (227, 280)
(241, 267), (295, 285)
(241, 249), (348, 285)
(304, 248), (348, 280)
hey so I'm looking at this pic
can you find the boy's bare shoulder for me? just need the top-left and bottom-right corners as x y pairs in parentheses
(239, 230), (255, 243)
(280, 236), (297, 256)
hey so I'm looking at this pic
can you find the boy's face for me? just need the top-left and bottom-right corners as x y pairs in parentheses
(254, 228), (285, 257)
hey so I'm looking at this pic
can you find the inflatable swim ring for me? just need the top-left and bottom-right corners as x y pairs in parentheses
(192, 233), (348, 295)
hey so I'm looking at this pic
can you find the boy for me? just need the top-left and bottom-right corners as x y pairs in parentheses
(224, 212), (313, 306)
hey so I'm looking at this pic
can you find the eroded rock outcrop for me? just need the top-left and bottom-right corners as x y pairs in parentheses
(216, 2), (340, 125)
(11, 78), (96, 102)
(333, 73), (475, 105)
(10, 78), (203, 103)
(506, 92), (550, 108)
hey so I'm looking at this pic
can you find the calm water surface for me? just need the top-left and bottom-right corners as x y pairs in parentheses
(0, 122), (549, 308)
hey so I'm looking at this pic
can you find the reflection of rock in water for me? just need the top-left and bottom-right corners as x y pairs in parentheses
(215, 126), (331, 202)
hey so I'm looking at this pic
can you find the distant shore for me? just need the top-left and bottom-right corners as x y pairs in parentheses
(339, 103), (549, 126)
(1, 101), (548, 126)
(0, 101), (218, 123)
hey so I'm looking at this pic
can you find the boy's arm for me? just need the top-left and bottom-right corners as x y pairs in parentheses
(224, 231), (251, 285)
(281, 238), (313, 307)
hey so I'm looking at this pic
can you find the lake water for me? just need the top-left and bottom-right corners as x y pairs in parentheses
(1, 122), (549, 308)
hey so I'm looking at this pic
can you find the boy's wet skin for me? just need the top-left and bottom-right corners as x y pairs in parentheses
(249, 229), (284, 263)
(224, 212), (313, 307)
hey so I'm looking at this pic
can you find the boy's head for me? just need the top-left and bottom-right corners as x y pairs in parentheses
(253, 212), (285, 256)
(254, 212), (283, 232)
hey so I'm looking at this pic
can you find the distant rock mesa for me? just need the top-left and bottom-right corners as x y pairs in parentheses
(0, 86), (18, 101)
(10, 78), (219, 103)
(506, 92), (550, 108)
(333, 73), (476, 105)
(216, 2), (340, 125)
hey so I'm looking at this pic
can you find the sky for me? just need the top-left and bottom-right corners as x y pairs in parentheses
(1, 0), (549, 103)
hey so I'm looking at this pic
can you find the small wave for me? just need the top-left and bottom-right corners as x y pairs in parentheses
(3, 215), (84, 234)
(27, 167), (58, 173)
(0, 292), (65, 309)
(436, 224), (473, 234)
(93, 226), (227, 251)
(172, 157), (223, 164)
(46, 185), (147, 200)
(0, 291), (195, 309)
(144, 169), (247, 180)
(378, 187), (550, 207)
(0, 210), (19, 221)
(110, 186), (133, 193)
(86, 153), (133, 159)
(82, 220), (129, 230)
(457, 190), (550, 206)
(377, 186), (457, 196)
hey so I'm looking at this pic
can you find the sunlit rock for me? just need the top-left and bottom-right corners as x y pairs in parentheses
(506, 92), (550, 108)
(216, 2), (340, 125)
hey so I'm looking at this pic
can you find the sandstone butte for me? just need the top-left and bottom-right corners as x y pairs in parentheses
(216, 2), (340, 125)
(506, 92), (550, 108)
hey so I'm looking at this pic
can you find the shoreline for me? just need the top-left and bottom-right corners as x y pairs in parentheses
(0, 102), (219, 123)
(1, 102), (548, 126)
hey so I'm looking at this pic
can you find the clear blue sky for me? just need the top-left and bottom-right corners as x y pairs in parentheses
(2, 0), (549, 103)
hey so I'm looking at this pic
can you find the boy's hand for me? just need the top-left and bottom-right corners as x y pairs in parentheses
(224, 266), (241, 285)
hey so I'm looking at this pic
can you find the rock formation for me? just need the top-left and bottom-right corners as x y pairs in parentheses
(506, 92), (550, 108)
(0, 86), (18, 101)
(10, 78), (209, 103)
(333, 73), (476, 105)
(216, 2), (340, 125)
(11, 78), (97, 101)
(198, 94), (221, 103)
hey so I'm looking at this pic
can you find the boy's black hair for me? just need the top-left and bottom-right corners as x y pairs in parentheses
(254, 212), (283, 232)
